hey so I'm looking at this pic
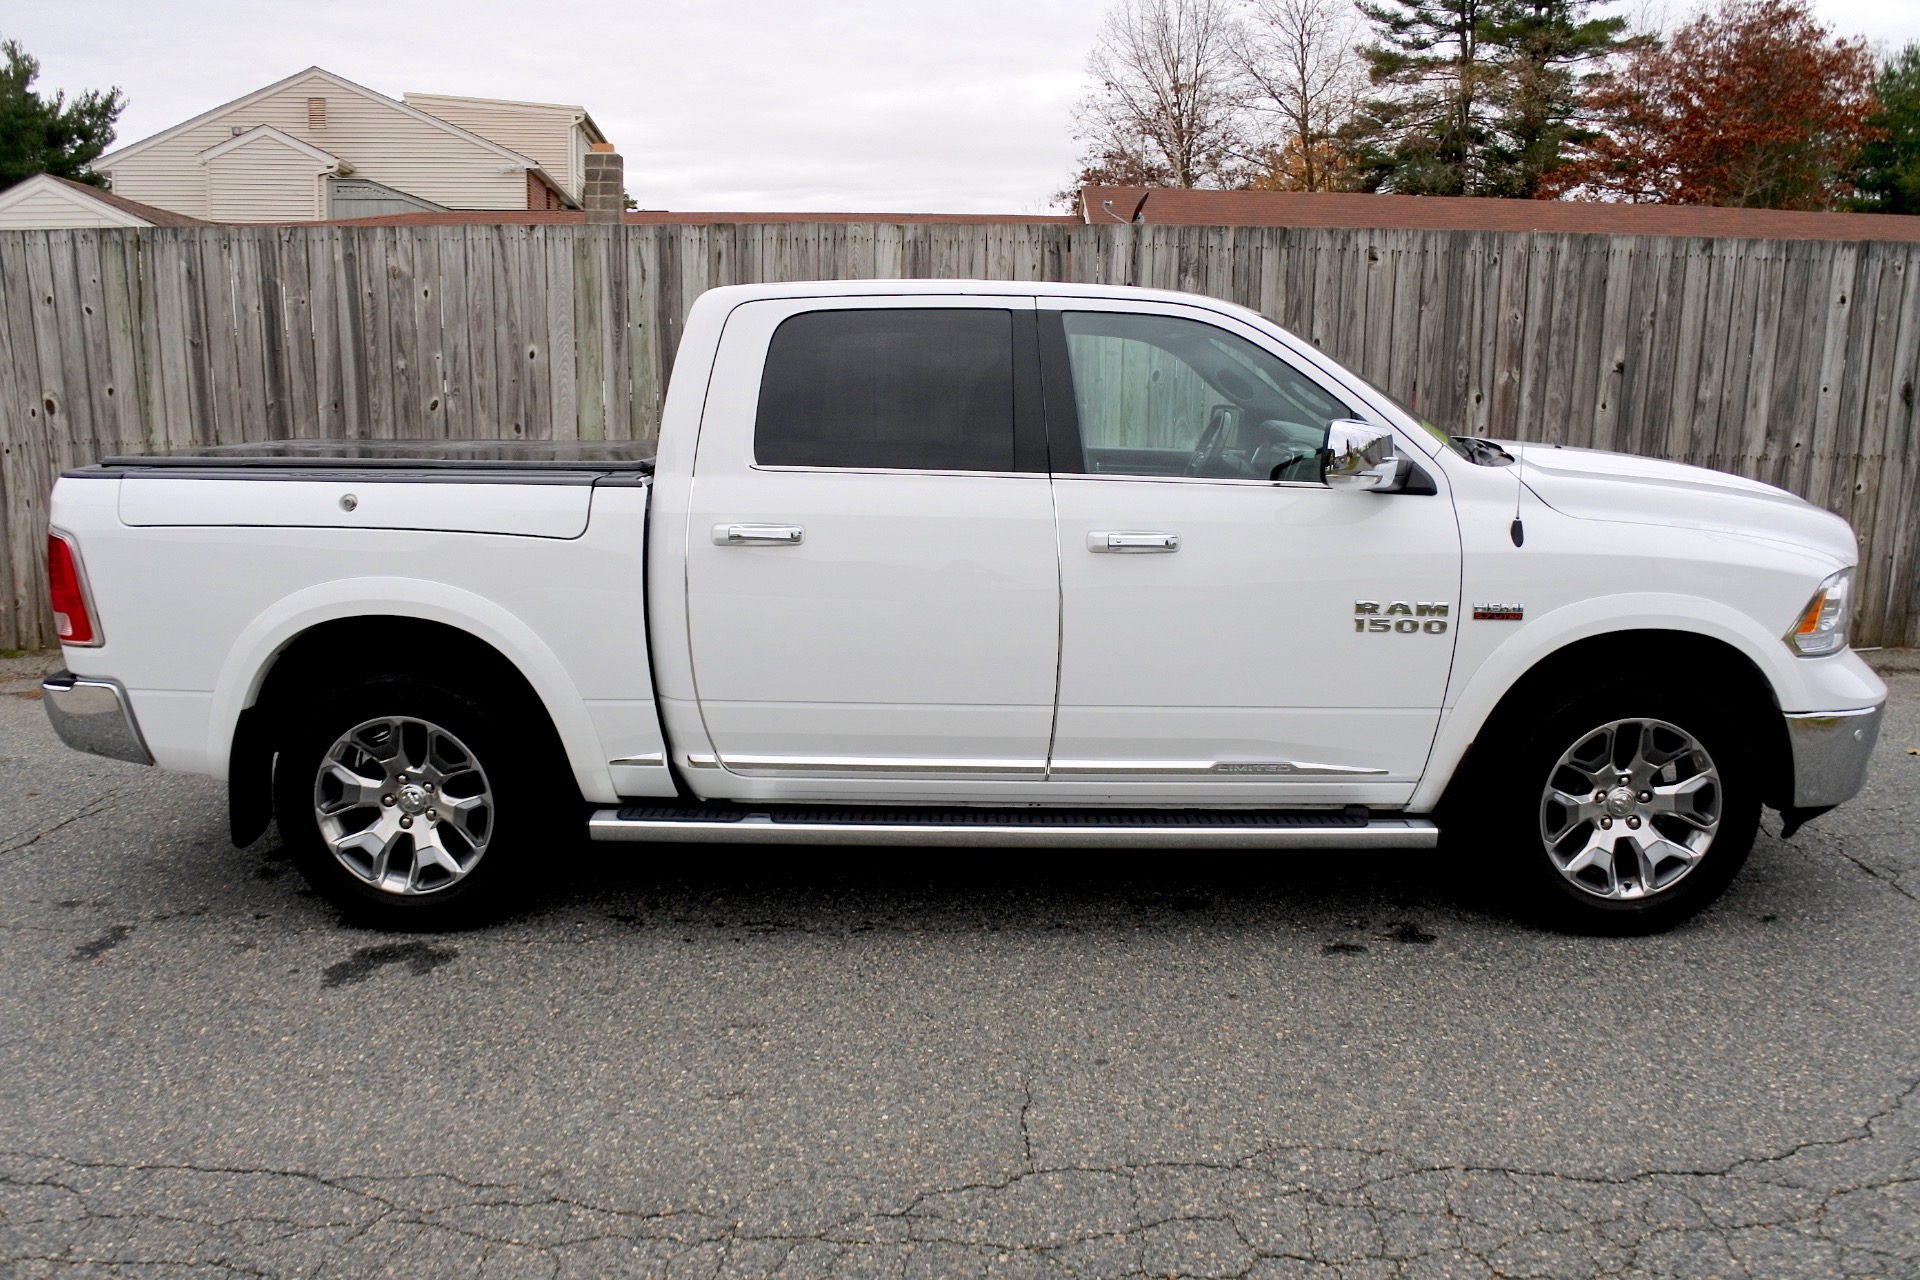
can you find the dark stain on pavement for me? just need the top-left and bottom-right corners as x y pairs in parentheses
(322, 941), (460, 988)
(1322, 940), (1368, 955)
(1384, 921), (1437, 944)
(71, 925), (130, 962)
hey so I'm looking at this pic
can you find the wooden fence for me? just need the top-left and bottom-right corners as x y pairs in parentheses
(2, 221), (1917, 649)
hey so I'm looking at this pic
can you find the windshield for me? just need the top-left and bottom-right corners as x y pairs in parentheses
(1357, 375), (1467, 457)
(1357, 375), (1515, 467)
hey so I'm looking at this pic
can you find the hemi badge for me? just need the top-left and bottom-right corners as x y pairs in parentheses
(1473, 604), (1524, 621)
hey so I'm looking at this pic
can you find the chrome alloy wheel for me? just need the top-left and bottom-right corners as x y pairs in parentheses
(312, 716), (494, 895)
(1538, 717), (1721, 901)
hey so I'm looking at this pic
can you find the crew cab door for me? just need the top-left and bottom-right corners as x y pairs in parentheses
(683, 295), (1059, 792)
(1039, 299), (1462, 806)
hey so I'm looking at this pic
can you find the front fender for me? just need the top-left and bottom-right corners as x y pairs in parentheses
(206, 577), (618, 804)
(1408, 592), (1884, 812)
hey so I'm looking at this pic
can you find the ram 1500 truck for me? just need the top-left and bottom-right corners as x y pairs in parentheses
(40, 280), (1887, 932)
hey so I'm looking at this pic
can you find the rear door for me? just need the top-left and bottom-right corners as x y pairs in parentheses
(683, 295), (1060, 792)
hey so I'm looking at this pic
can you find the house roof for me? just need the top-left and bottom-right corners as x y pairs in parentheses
(1078, 187), (1920, 243)
(93, 66), (577, 207)
(196, 125), (342, 168)
(0, 173), (210, 227)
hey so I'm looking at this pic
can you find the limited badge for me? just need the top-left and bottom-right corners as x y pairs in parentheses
(1472, 603), (1524, 621)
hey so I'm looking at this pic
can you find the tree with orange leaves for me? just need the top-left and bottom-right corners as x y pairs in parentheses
(1550, 0), (1879, 208)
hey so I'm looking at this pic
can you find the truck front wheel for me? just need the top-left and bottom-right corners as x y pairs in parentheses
(1487, 685), (1761, 933)
(273, 676), (537, 927)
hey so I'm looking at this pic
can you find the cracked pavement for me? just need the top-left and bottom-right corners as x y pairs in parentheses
(2, 661), (1918, 1278)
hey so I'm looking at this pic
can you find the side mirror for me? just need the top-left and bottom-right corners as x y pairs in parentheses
(1321, 419), (1406, 492)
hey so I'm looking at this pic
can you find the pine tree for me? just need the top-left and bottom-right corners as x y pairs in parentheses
(1485, 0), (1632, 197)
(1851, 43), (1920, 215)
(0, 37), (125, 191)
(1349, 0), (1507, 195)
(1348, 0), (1632, 196)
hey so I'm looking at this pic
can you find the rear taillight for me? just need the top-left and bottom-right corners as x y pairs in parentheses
(47, 531), (100, 646)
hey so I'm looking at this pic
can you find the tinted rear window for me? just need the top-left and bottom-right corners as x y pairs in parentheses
(754, 309), (1016, 471)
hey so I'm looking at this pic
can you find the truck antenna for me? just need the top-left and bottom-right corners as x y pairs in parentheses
(1510, 431), (1526, 548)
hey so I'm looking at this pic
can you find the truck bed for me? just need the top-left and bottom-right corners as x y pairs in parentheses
(49, 437), (666, 802)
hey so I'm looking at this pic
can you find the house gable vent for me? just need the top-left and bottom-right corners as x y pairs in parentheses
(307, 97), (326, 130)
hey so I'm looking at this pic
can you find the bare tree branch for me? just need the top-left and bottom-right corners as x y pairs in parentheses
(1066, 0), (1252, 195)
(1234, 0), (1366, 189)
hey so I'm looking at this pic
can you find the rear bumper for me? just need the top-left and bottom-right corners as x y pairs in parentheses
(1784, 705), (1882, 808)
(42, 673), (153, 766)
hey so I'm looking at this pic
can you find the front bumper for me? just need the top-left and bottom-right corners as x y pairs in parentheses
(1784, 705), (1883, 808)
(42, 672), (153, 766)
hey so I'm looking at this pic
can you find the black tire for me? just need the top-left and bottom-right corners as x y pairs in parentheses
(273, 673), (555, 929)
(1472, 680), (1760, 935)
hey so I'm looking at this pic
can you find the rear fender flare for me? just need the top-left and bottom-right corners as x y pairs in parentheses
(207, 576), (616, 804)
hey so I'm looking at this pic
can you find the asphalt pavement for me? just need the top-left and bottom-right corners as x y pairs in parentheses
(2, 652), (1918, 1278)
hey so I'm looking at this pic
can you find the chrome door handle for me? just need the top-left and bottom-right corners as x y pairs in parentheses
(1088, 531), (1179, 553)
(713, 523), (804, 546)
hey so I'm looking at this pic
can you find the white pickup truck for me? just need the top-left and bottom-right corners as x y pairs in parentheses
(41, 280), (1886, 932)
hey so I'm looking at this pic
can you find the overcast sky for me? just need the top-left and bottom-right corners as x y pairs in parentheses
(9, 0), (1917, 215)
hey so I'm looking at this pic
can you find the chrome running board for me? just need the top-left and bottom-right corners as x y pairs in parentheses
(587, 804), (1438, 849)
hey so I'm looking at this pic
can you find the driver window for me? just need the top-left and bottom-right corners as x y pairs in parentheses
(1059, 311), (1353, 481)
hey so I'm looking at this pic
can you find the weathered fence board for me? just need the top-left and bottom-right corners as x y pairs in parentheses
(2, 221), (1917, 650)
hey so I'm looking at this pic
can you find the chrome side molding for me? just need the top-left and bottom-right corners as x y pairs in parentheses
(685, 753), (1387, 778)
(685, 752), (1047, 776)
(1050, 759), (1390, 777)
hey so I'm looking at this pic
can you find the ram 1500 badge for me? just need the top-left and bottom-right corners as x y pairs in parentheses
(1354, 602), (1451, 634)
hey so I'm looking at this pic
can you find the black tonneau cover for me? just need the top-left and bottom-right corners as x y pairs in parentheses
(92, 439), (656, 474)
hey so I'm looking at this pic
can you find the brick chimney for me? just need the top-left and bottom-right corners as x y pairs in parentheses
(583, 142), (623, 226)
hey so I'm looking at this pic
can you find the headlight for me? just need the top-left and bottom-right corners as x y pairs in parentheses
(1785, 568), (1852, 656)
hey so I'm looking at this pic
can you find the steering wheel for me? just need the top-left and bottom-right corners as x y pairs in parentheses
(1184, 416), (1227, 476)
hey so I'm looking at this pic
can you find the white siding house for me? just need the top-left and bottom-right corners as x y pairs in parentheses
(199, 127), (340, 222)
(404, 94), (606, 205)
(91, 67), (576, 222)
(0, 173), (208, 229)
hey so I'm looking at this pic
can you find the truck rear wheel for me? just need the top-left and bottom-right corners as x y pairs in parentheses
(273, 675), (540, 928)
(1482, 683), (1760, 933)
